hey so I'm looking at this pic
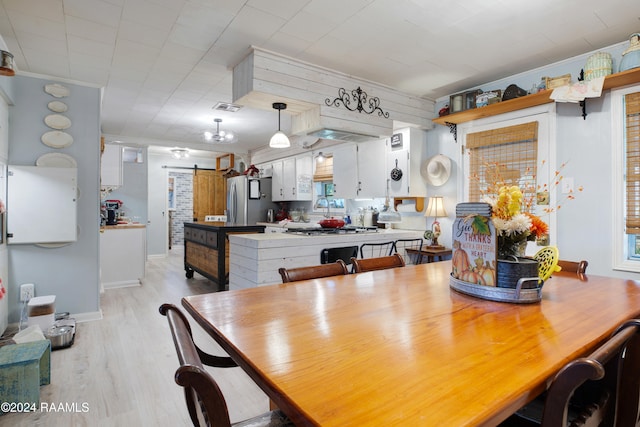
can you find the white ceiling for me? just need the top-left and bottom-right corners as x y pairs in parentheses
(0, 0), (638, 158)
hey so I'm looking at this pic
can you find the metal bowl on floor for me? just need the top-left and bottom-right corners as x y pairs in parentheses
(45, 325), (75, 349)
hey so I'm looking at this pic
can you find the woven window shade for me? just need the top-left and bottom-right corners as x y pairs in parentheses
(467, 122), (538, 209)
(626, 92), (640, 234)
(313, 156), (333, 181)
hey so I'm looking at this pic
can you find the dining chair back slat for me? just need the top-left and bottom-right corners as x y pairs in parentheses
(557, 259), (589, 275)
(351, 254), (405, 273)
(279, 260), (349, 283)
(393, 238), (424, 264)
(359, 241), (395, 259)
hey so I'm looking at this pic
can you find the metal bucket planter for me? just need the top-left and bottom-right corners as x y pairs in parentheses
(497, 257), (540, 289)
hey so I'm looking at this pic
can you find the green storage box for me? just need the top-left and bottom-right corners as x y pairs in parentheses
(0, 340), (51, 412)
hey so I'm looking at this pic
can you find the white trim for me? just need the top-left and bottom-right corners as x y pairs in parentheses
(457, 103), (557, 254)
(611, 84), (640, 272)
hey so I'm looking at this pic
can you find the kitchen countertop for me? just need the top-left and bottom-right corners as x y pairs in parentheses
(185, 222), (266, 231)
(101, 224), (146, 230)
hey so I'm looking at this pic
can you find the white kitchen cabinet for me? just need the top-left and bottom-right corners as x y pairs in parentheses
(332, 144), (358, 199)
(271, 154), (313, 201)
(295, 154), (313, 200)
(101, 144), (122, 188)
(100, 225), (146, 288)
(387, 127), (427, 197)
(333, 139), (386, 199)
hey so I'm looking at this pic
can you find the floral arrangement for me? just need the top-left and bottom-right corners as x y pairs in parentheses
(473, 159), (582, 259)
(483, 185), (548, 258)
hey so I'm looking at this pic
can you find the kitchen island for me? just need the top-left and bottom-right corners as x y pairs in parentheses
(229, 228), (423, 290)
(183, 222), (266, 291)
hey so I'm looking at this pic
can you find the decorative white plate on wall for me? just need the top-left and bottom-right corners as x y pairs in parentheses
(36, 152), (77, 168)
(47, 100), (68, 113)
(44, 83), (69, 98)
(44, 114), (71, 130)
(41, 130), (73, 148)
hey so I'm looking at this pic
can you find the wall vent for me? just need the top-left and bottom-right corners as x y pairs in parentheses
(212, 102), (242, 112)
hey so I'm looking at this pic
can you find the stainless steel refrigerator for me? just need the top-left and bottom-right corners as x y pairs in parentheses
(226, 176), (276, 225)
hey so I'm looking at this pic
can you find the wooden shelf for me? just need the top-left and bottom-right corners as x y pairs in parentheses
(393, 197), (425, 212)
(433, 67), (640, 126)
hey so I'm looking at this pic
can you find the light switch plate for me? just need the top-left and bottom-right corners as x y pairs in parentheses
(561, 177), (574, 194)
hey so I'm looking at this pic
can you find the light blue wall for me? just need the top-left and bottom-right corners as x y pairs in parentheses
(7, 75), (101, 323)
(107, 153), (149, 225)
(426, 40), (638, 279)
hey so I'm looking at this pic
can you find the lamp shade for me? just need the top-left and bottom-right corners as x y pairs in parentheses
(425, 196), (447, 218)
(269, 102), (290, 148)
(269, 131), (290, 148)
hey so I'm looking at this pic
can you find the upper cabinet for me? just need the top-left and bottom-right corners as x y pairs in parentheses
(272, 154), (313, 201)
(101, 144), (122, 188)
(387, 128), (427, 197)
(333, 138), (386, 199)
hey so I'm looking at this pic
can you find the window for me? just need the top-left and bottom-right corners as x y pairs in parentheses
(466, 121), (539, 207)
(612, 85), (640, 271)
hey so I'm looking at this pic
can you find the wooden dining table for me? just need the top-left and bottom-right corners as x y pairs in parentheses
(181, 261), (640, 426)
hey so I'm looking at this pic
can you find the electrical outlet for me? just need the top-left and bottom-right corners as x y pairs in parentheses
(20, 283), (34, 302)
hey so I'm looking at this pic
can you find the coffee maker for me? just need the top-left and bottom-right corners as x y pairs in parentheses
(105, 200), (121, 225)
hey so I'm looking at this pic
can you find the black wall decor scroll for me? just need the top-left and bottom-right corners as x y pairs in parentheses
(325, 86), (390, 118)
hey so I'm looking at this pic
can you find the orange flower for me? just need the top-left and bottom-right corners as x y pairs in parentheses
(524, 212), (548, 238)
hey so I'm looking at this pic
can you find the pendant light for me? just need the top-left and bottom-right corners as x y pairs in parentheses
(269, 102), (290, 148)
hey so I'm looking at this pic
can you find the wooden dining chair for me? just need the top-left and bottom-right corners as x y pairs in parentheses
(359, 241), (395, 259)
(557, 259), (589, 275)
(278, 260), (349, 283)
(350, 253), (405, 273)
(159, 303), (293, 427)
(393, 238), (424, 264)
(501, 318), (640, 427)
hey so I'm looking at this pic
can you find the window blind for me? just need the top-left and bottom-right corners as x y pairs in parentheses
(313, 156), (333, 182)
(626, 92), (640, 234)
(467, 121), (538, 211)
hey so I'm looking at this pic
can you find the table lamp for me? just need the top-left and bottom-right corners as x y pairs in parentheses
(425, 196), (447, 249)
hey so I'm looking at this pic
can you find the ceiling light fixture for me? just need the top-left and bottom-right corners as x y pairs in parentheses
(171, 148), (189, 159)
(269, 102), (290, 148)
(205, 118), (237, 143)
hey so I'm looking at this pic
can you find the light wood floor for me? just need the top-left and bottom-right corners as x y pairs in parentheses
(4, 247), (269, 426)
